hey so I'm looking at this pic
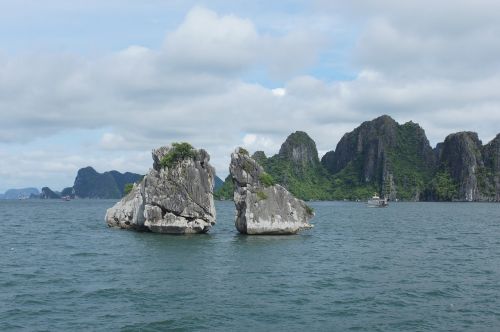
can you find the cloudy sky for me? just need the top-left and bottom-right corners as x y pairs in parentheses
(1, 0), (500, 192)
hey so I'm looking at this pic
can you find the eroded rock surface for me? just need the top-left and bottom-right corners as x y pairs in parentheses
(105, 144), (216, 233)
(230, 148), (314, 235)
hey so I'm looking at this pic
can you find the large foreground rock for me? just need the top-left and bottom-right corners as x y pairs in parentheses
(105, 144), (216, 234)
(230, 148), (314, 235)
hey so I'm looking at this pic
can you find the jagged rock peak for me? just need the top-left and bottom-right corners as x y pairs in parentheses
(230, 147), (265, 188)
(321, 114), (435, 201)
(278, 131), (320, 166)
(105, 142), (216, 234)
(324, 115), (400, 175)
(320, 150), (335, 169)
(251, 151), (267, 164)
(444, 131), (482, 145)
(369, 114), (398, 126)
(230, 147), (314, 235)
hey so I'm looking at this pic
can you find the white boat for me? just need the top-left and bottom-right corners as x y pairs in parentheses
(367, 193), (388, 208)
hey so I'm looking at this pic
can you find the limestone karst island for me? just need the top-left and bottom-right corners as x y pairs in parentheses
(100, 115), (499, 236)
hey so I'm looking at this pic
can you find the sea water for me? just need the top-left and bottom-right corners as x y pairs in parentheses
(1, 200), (500, 331)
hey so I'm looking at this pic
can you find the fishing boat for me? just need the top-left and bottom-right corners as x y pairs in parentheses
(367, 193), (388, 208)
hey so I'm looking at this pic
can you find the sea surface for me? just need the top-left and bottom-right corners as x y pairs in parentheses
(1, 200), (500, 331)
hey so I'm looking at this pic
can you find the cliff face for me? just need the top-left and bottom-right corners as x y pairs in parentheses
(73, 167), (142, 199)
(321, 115), (435, 200)
(482, 134), (500, 201)
(438, 132), (483, 201)
(278, 131), (320, 169)
(433, 132), (499, 201)
(324, 115), (398, 176)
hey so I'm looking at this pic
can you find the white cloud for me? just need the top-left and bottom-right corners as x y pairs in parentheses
(2, 3), (500, 192)
(164, 6), (259, 73)
(316, 0), (500, 80)
(242, 134), (257, 145)
(100, 133), (127, 150)
(271, 88), (286, 97)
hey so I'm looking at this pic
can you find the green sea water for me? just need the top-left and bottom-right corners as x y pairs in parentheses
(1, 200), (500, 331)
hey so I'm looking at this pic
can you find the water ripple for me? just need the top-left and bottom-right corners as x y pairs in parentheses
(0, 200), (499, 331)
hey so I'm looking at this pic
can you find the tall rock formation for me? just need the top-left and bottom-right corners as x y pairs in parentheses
(230, 148), (314, 235)
(321, 115), (435, 201)
(438, 132), (482, 201)
(482, 134), (500, 201)
(278, 131), (321, 169)
(436, 132), (500, 201)
(105, 143), (216, 234)
(259, 132), (333, 200)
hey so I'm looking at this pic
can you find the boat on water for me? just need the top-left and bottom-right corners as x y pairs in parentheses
(367, 193), (388, 208)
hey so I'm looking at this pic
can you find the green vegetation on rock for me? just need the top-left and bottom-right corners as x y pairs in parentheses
(321, 116), (435, 201)
(238, 147), (249, 156)
(215, 116), (500, 202)
(124, 183), (134, 196)
(160, 142), (196, 168)
(259, 172), (275, 187)
(329, 159), (378, 200)
(261, 155), (334, 200)
(428, 169), (458, 201)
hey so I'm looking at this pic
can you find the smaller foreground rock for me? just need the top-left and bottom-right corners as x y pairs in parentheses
(230, 148), (314, 235)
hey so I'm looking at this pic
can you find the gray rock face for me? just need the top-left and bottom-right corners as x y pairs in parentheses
(482, 134), (500, 201)
(278, 131), (320, 169)
(439, 132), (483, 201)
(437, 132), (500, 201)
(320, 115), (436, 201)
(105, 179), (146, 230)
(105, 144), (216, 233)
(230, 148), (314, 235)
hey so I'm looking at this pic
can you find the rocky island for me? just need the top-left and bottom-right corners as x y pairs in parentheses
(216, 115), (500, 202)
(105, 143), (216, 234)
(230, 148), (314, 234)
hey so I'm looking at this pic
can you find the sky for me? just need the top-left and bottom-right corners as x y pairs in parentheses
(1, 0), (500, 192)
